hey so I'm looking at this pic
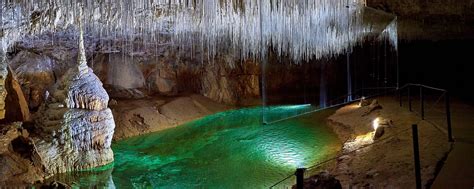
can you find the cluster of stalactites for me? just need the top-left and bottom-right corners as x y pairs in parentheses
(380, 18), (399, 51)
(1, 0), (397, 63)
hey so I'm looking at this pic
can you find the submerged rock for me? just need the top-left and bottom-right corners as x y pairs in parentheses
(112, 94), (228, 140)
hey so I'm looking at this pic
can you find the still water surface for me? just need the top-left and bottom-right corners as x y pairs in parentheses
(52, 106), (341, 188)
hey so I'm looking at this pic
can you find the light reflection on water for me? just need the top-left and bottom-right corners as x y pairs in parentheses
(50, 106), (341, 189)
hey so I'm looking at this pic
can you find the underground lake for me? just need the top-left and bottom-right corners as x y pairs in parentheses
(49, 105), (341, 188)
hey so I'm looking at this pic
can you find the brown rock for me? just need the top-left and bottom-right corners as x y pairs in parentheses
(9, 51), (55, 111)
(112, 94), (229, 140)
(373, 126), (385, 140)
(201, 58), (260, 105)
(363, 99), (382, 116)
(1, 66), (30, 123)
(105, 85), (146, 99)
(0, 122), (44, 185)
(359, 97), (370, 107)
(147, 68), (178, 96)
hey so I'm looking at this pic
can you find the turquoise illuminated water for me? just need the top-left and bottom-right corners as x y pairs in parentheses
(50, 106), (341, 188)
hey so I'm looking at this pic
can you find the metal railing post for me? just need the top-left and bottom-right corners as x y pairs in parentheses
(295, 168), (306, 189)
(412, 124), (422, 189)
(399, 89), (402, 107)
(408, 86), (412, 112)
(445, 92), (454, 142)
(420, 87), (424, 120)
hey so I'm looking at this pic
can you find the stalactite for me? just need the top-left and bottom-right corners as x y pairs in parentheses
(1, 0), (397, 64)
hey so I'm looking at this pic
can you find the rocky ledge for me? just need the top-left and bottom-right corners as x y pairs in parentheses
(111, 94), (230, 140)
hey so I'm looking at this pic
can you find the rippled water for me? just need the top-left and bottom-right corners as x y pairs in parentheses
(51, 106), (341, 188)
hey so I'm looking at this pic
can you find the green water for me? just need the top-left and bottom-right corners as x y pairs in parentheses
(52, 106), (341, 188)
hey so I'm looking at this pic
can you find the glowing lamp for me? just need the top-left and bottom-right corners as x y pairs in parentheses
(373, 117), (380, 131)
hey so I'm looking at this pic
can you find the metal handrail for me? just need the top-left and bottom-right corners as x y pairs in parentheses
(397, 83), (453, 142)
(398, 83), (446, 92)
(264, 86), (398, 125)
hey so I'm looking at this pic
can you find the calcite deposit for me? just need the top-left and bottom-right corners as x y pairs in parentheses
(33, 66), (115, 174)
(32, 10), (115, 175)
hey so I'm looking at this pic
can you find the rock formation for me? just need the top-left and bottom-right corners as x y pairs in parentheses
(9, 51), (55, 111)
(33, 8), (115, 175)
(0, 51), (31, 123)
(201, 58), (260, 105)
(2, 66), (31, 123)
(0, 122), (44, 185)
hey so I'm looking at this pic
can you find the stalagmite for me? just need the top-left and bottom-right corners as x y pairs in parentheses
(32, 4), (115, 174)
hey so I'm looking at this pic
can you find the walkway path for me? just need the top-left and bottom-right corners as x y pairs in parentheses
(431, 99), (474, 188)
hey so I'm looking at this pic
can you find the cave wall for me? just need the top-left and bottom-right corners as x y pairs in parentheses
(5, 35), (262, 107)
(365, 0), (474, 103)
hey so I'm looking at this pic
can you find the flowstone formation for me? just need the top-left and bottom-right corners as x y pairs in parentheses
(33, 11), (115, 174)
